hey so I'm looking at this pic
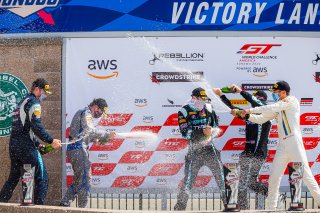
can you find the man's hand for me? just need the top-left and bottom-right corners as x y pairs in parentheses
(230, 84), (242, 93)
(203, 126), (213, 136)
(51, 139), (62, 149)
(213, 88), (223, 96)
(109, 131), (116, 139)
(240, 109), (251, 118)
(231, 109), (237, 117)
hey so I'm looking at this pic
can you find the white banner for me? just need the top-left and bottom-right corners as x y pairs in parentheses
(65, 37), (320, 190)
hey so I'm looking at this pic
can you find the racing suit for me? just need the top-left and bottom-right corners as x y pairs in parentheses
(247, 96), (320, 210)
(60, 106), (110, 208)
(220, 91), (271, 209)
(174, 103), (226, 210)
(0, 93), (53, 204)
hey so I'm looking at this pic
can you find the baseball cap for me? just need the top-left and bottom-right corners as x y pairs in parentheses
(252, 90), (268, 100)
(270, 81), (290, 93)
(91, 98), (108, 116)
(191, 87), (209, 101)
(32, 78), (52, 94)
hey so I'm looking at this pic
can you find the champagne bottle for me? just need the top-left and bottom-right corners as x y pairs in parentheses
(221, 86), (235, 93)
(39, 144), (54, 155)
(235, 110), (250, 120)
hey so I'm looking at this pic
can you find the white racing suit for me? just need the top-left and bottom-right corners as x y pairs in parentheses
(248, 96), (320, 210)
(61, 107), (110, 207)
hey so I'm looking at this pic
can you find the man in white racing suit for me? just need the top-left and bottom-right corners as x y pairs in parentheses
(235, 81), (320, 210)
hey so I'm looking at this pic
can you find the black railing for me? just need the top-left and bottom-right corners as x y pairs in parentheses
(72, 189), (317, 210)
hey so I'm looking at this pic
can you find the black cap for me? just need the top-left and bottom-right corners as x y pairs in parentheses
(191, 87), (208, 101)
(252, 90), (268, 100)
(270, 81), (290, 93)
(91, 98), (108, 116)
(32, 78), (51, 94)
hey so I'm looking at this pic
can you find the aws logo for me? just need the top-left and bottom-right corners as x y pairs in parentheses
(87, 59), (119, 80)
(134, 99), (147, 107)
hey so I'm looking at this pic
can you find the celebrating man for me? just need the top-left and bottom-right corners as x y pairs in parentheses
(234, 81), (320, 210)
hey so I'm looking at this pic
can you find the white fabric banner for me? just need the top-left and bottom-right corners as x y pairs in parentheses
(65, 37), (320, 190)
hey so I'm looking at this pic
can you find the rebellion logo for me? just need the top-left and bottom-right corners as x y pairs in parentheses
(312, 53), (320, 65)
(149, 52), (204, 65)
(0, 0), (60, 18)
(87, 59), (119, 80)
(237, 44), (282, 55)
(0, 73), (28, 137)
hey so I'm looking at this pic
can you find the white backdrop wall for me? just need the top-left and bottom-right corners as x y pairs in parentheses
(65, 37), (320, 190)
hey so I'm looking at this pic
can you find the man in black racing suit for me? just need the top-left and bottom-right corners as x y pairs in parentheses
(213, 85), (271, 210)
(0, 78), (61, 204)
(174, 87), (226, 210)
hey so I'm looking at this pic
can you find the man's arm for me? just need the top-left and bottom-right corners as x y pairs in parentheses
(213, 88), (241, 110)
(178, 109), (191, 140)
(220, 95), (241, 110)
(29, 103), (53, 143)
(240, 91), (264, 107)
(249, 97), (295, 114)
(81, 111), (115, 144)
(248, 112), (277, 125)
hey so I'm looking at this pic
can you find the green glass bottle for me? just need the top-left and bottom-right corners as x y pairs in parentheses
(39, 144), (54, 155)
(221, 86), (235, 93)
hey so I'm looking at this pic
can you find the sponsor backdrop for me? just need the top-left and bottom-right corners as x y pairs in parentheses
(65, 37), (320, 190)
(1, 0), (320, 33)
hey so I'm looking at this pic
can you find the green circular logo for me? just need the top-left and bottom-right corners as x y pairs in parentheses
(0, 73), (28, 137)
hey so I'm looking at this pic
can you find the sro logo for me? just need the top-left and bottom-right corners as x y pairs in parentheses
(237, 44), (281, 54)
